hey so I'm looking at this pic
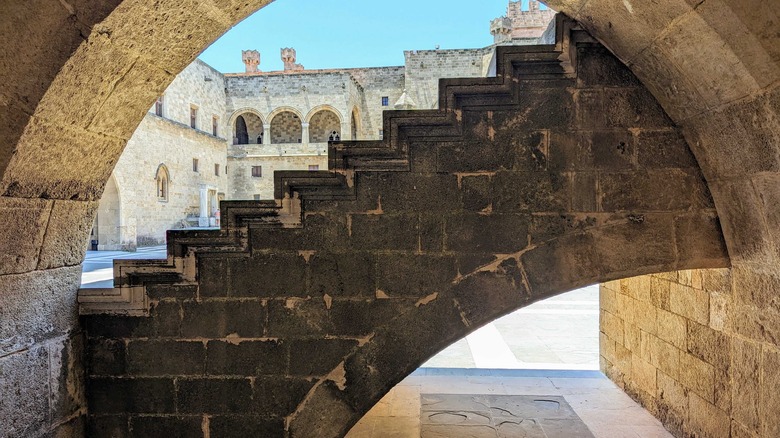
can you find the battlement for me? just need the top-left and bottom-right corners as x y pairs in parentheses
(498, 0), (556, 40)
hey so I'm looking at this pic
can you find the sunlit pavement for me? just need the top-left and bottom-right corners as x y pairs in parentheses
(80, 246), (167, 288)
(423, 285), (600, 371)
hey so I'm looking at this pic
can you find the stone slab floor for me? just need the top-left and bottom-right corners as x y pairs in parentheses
(346, 369), (671, 438)
(82, 252), (668, 437)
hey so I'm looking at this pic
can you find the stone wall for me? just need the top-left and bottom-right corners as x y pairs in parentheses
(109, 114), (228, 247)
(227, 153), (329, 200)
(157, 59), (227, 137)
(404, 49), (491, 109)
(600, 268), (780, 438)
(345, 67), (406, 138)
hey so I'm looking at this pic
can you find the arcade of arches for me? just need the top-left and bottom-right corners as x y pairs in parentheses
(0, 1), (779, 438)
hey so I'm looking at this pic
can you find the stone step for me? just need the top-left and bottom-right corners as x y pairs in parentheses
(78, 13), (586, 316)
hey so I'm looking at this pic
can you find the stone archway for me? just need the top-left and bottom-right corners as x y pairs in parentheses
(308, 108), (342, 143)
(351, 108), (360, 140)
(270, 110), (303, 144)
(94, 175), (123, 250)
(233, 111), (264, 145)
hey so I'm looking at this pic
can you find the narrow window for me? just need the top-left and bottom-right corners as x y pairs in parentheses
(155, 96), (164, 117)
(251, 166), (262, 177)
(308, 165), (319, 171)
(193, 158), (199, 172)
(379, 129), (384, 139)
(190, 106), (198, 129)
(212, 116), (219, 137)
(155, 164), (169, 202)
(381, 96), (389, 106)
(214, 163), (220, 176)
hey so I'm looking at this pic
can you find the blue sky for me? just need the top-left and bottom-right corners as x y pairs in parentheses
(199, 0), (549, 73)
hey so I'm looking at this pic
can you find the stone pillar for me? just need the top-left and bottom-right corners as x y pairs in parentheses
(301, 122), (310, 146)
(198, 184), (209, 227)
(264, 123), (272, 145)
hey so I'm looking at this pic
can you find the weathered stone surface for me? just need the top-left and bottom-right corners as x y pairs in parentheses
(687, 321), (730, 371)
(576, 46), (642, 88)
(669, 282), (709, 326)
(687, 391), (730, 438)
(349, 213), (421, 251)
(89, 377), (175, 414)
(206, 340), (287, 376)
(252, 377), (315, 416)
(177, 378), (252, 414)
(357, 173), (461, 212)
(600, 170), (696, 211)
(288, 382), (356, 438)
(126, 340), (206, 376)
(0, 266), (81, 355)
(289, 339), (358, 376)
(83, 300), (181, 339)
(636, 129), (698, 169)
(181, 300), (264, 338)
(0, 346), (50, 437)
(761, 348), (780, 437)
(492, 171), (569, 212)
(130, 415), (202, 437)
(38, 201), (97, 269)
(49, 334), (86, 426)
(228, 253), (307, 297)
(87, 338), (126, 376)
(376, 254), (456, 297)
(679, 352), (715, 402)
(0, 197), (51, 274)
(87, 415), (128, 438)
(4, 117), (126, 200)
(445, 213), (530, 253)
(96, 0), (232, 73)
(674, 213), (729, 268)
(209, 415), (285, 438)
(309, 252), (376, 297)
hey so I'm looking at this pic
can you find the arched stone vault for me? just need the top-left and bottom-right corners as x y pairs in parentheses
(0, 0), (778, 436)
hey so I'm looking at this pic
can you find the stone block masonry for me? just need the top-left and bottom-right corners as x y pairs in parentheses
(83, 36), (728, 437)
(601, 267), (780, 438)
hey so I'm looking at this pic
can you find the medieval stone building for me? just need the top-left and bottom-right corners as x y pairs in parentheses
(95, 1), (551, 250)
(1, 1), (779, 438)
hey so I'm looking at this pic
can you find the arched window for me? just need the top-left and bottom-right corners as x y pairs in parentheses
(155, 164), (170, 202)
(271, 111), (302, 144)
(235, 115), (249, 145)
(351, 109), (359, 140)
(308, 109), (341, 143)
(233, 112), (263, 145)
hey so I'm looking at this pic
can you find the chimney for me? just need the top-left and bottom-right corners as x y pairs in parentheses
(242, 50), (260, 73)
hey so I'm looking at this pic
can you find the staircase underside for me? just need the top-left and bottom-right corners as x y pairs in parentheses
(80, 14), (729, 438)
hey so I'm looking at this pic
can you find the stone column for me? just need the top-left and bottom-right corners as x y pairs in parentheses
(263, 123), (272, 145)
(301, 122), (310, 146)
(198, 184), (209, 227)
(341, 121), (350, 140)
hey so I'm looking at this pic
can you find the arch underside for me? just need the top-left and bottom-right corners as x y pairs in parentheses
(0, 0), (778, 436)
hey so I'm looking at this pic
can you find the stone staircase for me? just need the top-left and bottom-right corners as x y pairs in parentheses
(80, 13), (728, 438)
(77, 14), (590, 316)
